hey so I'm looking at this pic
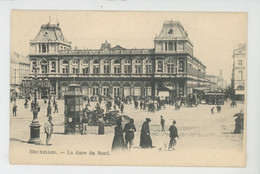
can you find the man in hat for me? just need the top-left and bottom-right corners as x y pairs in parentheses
(123, 118), (136, 150)
(168, 120), (179, 151)
(44, 116), (54, 146)
(140, 118), (153, 148)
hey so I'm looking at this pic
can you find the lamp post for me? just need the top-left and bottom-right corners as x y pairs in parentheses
(144, 58), (149, 110)
(47, 80), (52, 117)
(28, 65), (41, 144)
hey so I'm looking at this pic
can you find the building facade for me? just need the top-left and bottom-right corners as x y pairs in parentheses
(10, 52), (30, 97)
(232, 44), (246, 101)
(28, 21), (208, 101)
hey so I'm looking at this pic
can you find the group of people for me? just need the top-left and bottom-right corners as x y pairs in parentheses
(111, 116), (179, 151)
(210, 104), (222, 114)
(112, 117), (136, 151)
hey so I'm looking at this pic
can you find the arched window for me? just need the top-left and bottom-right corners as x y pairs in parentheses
(114, 59), (120, 74)
(71, 59), (78, 74)
(135, 59), (142, 74)
(167, 59), (175, 73)
(145, 59), (152, 74)
(40, 60), (48, 74)
(237, 85), (244, 90)
(82, 59), (89, 74)
(93, 59), (99, 74)
(124, 59), (131, 74)
(157, 60), (163, 72)
(103, 60), (110, 74)
(61, 60), (69, 74)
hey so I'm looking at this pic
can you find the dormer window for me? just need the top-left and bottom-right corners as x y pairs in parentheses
(168, 29), (173, 34)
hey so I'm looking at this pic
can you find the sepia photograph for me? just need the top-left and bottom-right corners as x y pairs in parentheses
(9, 10), (247, 167)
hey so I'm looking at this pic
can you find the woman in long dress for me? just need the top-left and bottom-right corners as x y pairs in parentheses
(112, 118), (126, 151)
(140, 118), (153, 148)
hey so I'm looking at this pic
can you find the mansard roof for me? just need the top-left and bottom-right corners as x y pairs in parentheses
(31, 23), (71, 45)
(155, 20), (189, 39)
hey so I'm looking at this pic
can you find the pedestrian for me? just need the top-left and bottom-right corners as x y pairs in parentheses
(123, 118), (136, 150)
(112, 119), (126, 151)
(82, 116), (88, 135)
(12, 103), (17, 117)
(211, 107), (214, 114)
(168, 120), (179, 151)
(120, 103), (124, 113)
(217, 105), (221, 113)
(44, 116), (54, 146)
(98, 118), (105, 135)
(53, 99), (56, 107)
(234, 117), (241, 134)
(53, 102), (58, 113)
(140, 118), (153, 148)
(140, 101), (143, 110)
(160, 116), (165, 131)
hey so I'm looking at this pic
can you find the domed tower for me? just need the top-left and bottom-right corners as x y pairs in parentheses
(29, 22), (71, 99)
(29, 22), (71, 55)
(154, 20), (193, 56)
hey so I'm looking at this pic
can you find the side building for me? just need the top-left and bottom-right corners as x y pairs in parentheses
(10, 52), (30, 98)
(27, 21), (208, 102)
(231, 44), (246, 101)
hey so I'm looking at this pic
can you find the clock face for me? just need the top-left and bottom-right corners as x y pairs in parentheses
(104, 48), (108, 52)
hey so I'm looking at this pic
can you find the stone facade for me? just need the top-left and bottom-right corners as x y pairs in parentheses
(27, 20), (208, 101)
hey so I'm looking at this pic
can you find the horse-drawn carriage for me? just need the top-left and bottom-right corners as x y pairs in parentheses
(84, 109), (129, 126)
(204, 92), (225, 105)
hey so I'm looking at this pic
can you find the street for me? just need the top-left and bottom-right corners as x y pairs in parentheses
(10, 99), (245, 166)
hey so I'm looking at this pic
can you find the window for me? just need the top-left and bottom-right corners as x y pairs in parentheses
(40, 60), (48, 74)
(39, 45), (41, 53)
(93, 59), (99, 74)
(82, 67), (88, 74)
(165, 43), (168, 51)
(51, 61), (56, 72)
(103, 87), (109, 95)
(238, 60), (243, 66)
(157, 60), (163, 72)
(93, 87), (99, 95)
(135, 59), (142, 74)
(178, 60), (184, 72)
(32, 61), (37, 72)
(167, 59), (175, 73)
(174, 41), (177, 51)
(169, 42), (173, 51)
(72, 68), (78, 74)
(114, 59), (120, 74)
(103, 60), (110, 74)
(113, 87), (120, 96)
(42, 44), (46, 53)
(124, 60), (131, 74)
(82, 59), (89, 74)
(168, 29), (173, 34)
(145, 59), (152, 74)
(238, 71), (243, 80)
(62, 60), (69, 74)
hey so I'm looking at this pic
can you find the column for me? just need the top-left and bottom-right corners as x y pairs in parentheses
(176, 82), (179, 96)
(78, 59), (81, 74)
(56, 80), (59, 98)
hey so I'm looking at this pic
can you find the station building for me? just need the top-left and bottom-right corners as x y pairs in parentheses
(27, 20), (208, 101)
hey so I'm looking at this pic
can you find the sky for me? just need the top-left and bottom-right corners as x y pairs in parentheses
(11, 11), (247, 83)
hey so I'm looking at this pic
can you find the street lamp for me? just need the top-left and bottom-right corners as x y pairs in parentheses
(28, 65), (41, 144)
(47, 79), (52, 117)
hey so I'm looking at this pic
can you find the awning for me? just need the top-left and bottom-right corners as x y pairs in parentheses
(193, 87), (210, 91)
